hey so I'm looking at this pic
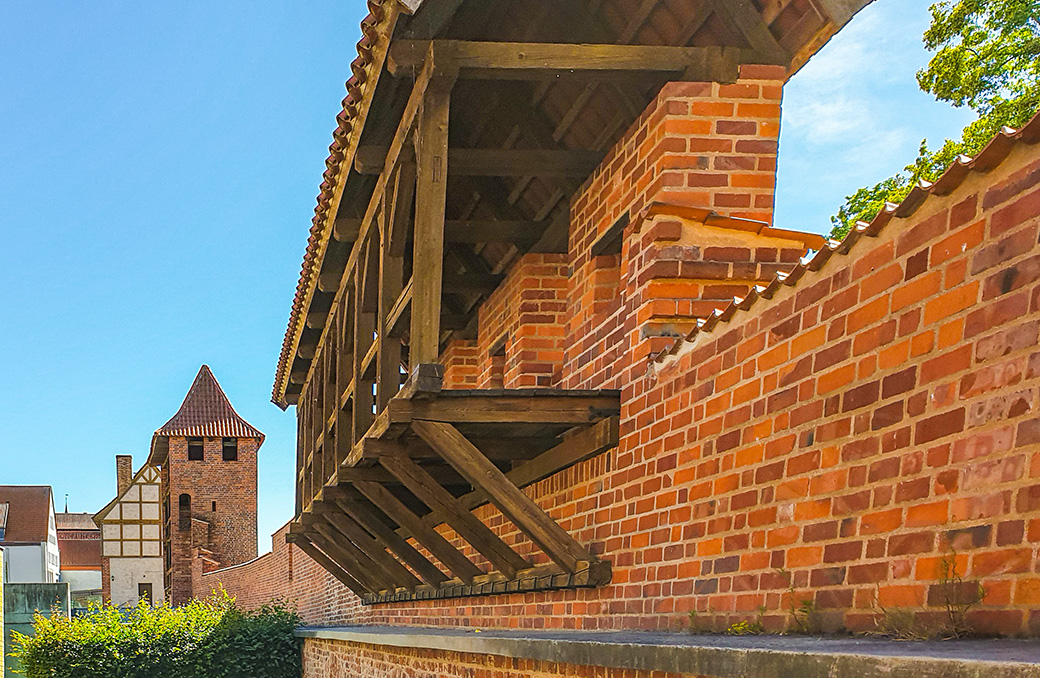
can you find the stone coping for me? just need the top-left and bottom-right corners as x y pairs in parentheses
(296, 625), (1040, 677)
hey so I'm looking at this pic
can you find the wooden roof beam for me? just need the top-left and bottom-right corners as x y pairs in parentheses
(707, 0), (791, 65)
(389, 41), (746, 80)
(355, 146), (604, 178)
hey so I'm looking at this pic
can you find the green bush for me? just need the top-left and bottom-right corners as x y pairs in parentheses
(10, 590), (301, 678)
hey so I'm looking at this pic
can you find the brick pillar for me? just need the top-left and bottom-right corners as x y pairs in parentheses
(651, 65), (784, 224)
(441, 340), (480, 389)
(565, 65), (788, 389)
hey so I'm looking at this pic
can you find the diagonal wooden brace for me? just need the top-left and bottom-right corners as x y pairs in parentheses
(353, 479), (483, 584)
(413, 419), (595, 573)
(378, 453), (529, 578)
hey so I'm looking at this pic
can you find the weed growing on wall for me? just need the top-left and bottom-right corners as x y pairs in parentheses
(10, 589), (301, 678)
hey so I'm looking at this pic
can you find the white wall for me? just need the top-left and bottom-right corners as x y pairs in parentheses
(45, 502), (60, 582)
(109, 557), (165, 608)
(2, 544), (47, 583)
(61, 569), (102, 595)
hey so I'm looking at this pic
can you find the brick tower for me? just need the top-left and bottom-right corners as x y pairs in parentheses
(148, 365), (264, 606)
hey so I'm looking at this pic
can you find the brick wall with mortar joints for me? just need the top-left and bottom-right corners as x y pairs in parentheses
(564, 66), (786, 392)
(448, 253), (571, 389)
(302, 638), (709, 678)
(166, 435), (260, 605)
(200, 85), (1040, 637)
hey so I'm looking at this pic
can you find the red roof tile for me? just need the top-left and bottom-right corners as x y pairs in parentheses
(56, 512), (100, 532)
(57, 538), (102, 570)
(151, 366), (263, 459)
(0, 486), (53, 544)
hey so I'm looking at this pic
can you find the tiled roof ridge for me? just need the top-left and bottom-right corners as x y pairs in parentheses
(654, 111), (1040, 365)
(274, 0), (401, 406)
(154, 365), (264, 441)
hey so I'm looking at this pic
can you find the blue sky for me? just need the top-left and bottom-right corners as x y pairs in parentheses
(0, 0), (976, 547)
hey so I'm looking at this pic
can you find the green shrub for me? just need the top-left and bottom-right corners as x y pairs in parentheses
(11, 590), (301, 678)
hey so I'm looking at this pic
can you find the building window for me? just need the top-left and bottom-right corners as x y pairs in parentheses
(138, 582), (153, 604)
(222, 437), (238, 461)
(178, 494), (191, 530)
(187, 437), (204, 461)
(211, 501), (217, 512)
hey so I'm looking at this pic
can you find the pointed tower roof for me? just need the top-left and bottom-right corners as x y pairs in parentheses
(149, 365), (264, 464)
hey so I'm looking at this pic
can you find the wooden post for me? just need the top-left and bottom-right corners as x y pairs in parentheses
(377, 176), (407, 411)
(410, 76), (454, 365)
(352, 238), (377, 444)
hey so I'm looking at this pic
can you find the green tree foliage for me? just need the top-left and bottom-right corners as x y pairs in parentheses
(830, 0), (1040, 238)
(10, 591), (301, 678)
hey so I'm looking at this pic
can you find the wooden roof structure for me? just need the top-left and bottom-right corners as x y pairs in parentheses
(273, 0), (873, 408)
(275, 0), (874, 604)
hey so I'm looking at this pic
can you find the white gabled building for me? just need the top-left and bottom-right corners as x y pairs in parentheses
(0, 486), (60, 584)
(93, 455), (165, 607)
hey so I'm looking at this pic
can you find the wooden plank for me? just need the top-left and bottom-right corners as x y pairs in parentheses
(322, 509), (423, 589)
(400, 394), (621, 425)
(361, 559), (613, 605)
(286, 533), (369, 596)
(386, 277), (413, 338)
(326, 486), (449, 586)
(413, 420), (593, 573)
(377, 187), (405, 410)
(390, 40), (745, 80)
(352, 238), (377, 445)
(444, 220), (544, 244)
(353, 479), (483, 583)
(387, 159), (416, 258)
(708, 0), (790, 64)
(378, 453), (529, 578)
(410, 75), (453, 365)
(356, 147), (604, 177)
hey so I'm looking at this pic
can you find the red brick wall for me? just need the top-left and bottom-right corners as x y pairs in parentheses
(166, 435), (260, 605)
(302, 638), (709, 678)
(201, 80), (1040, 638)
(565, 67), (786, 392)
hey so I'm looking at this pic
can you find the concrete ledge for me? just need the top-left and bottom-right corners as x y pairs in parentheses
(296, 625), (1040, 677)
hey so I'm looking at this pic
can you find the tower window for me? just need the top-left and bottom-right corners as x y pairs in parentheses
(211, 501), (217, 512)
(178, 494), (191, 530)
(187, 438), (204, 461)
(222, 437), (238, 461)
